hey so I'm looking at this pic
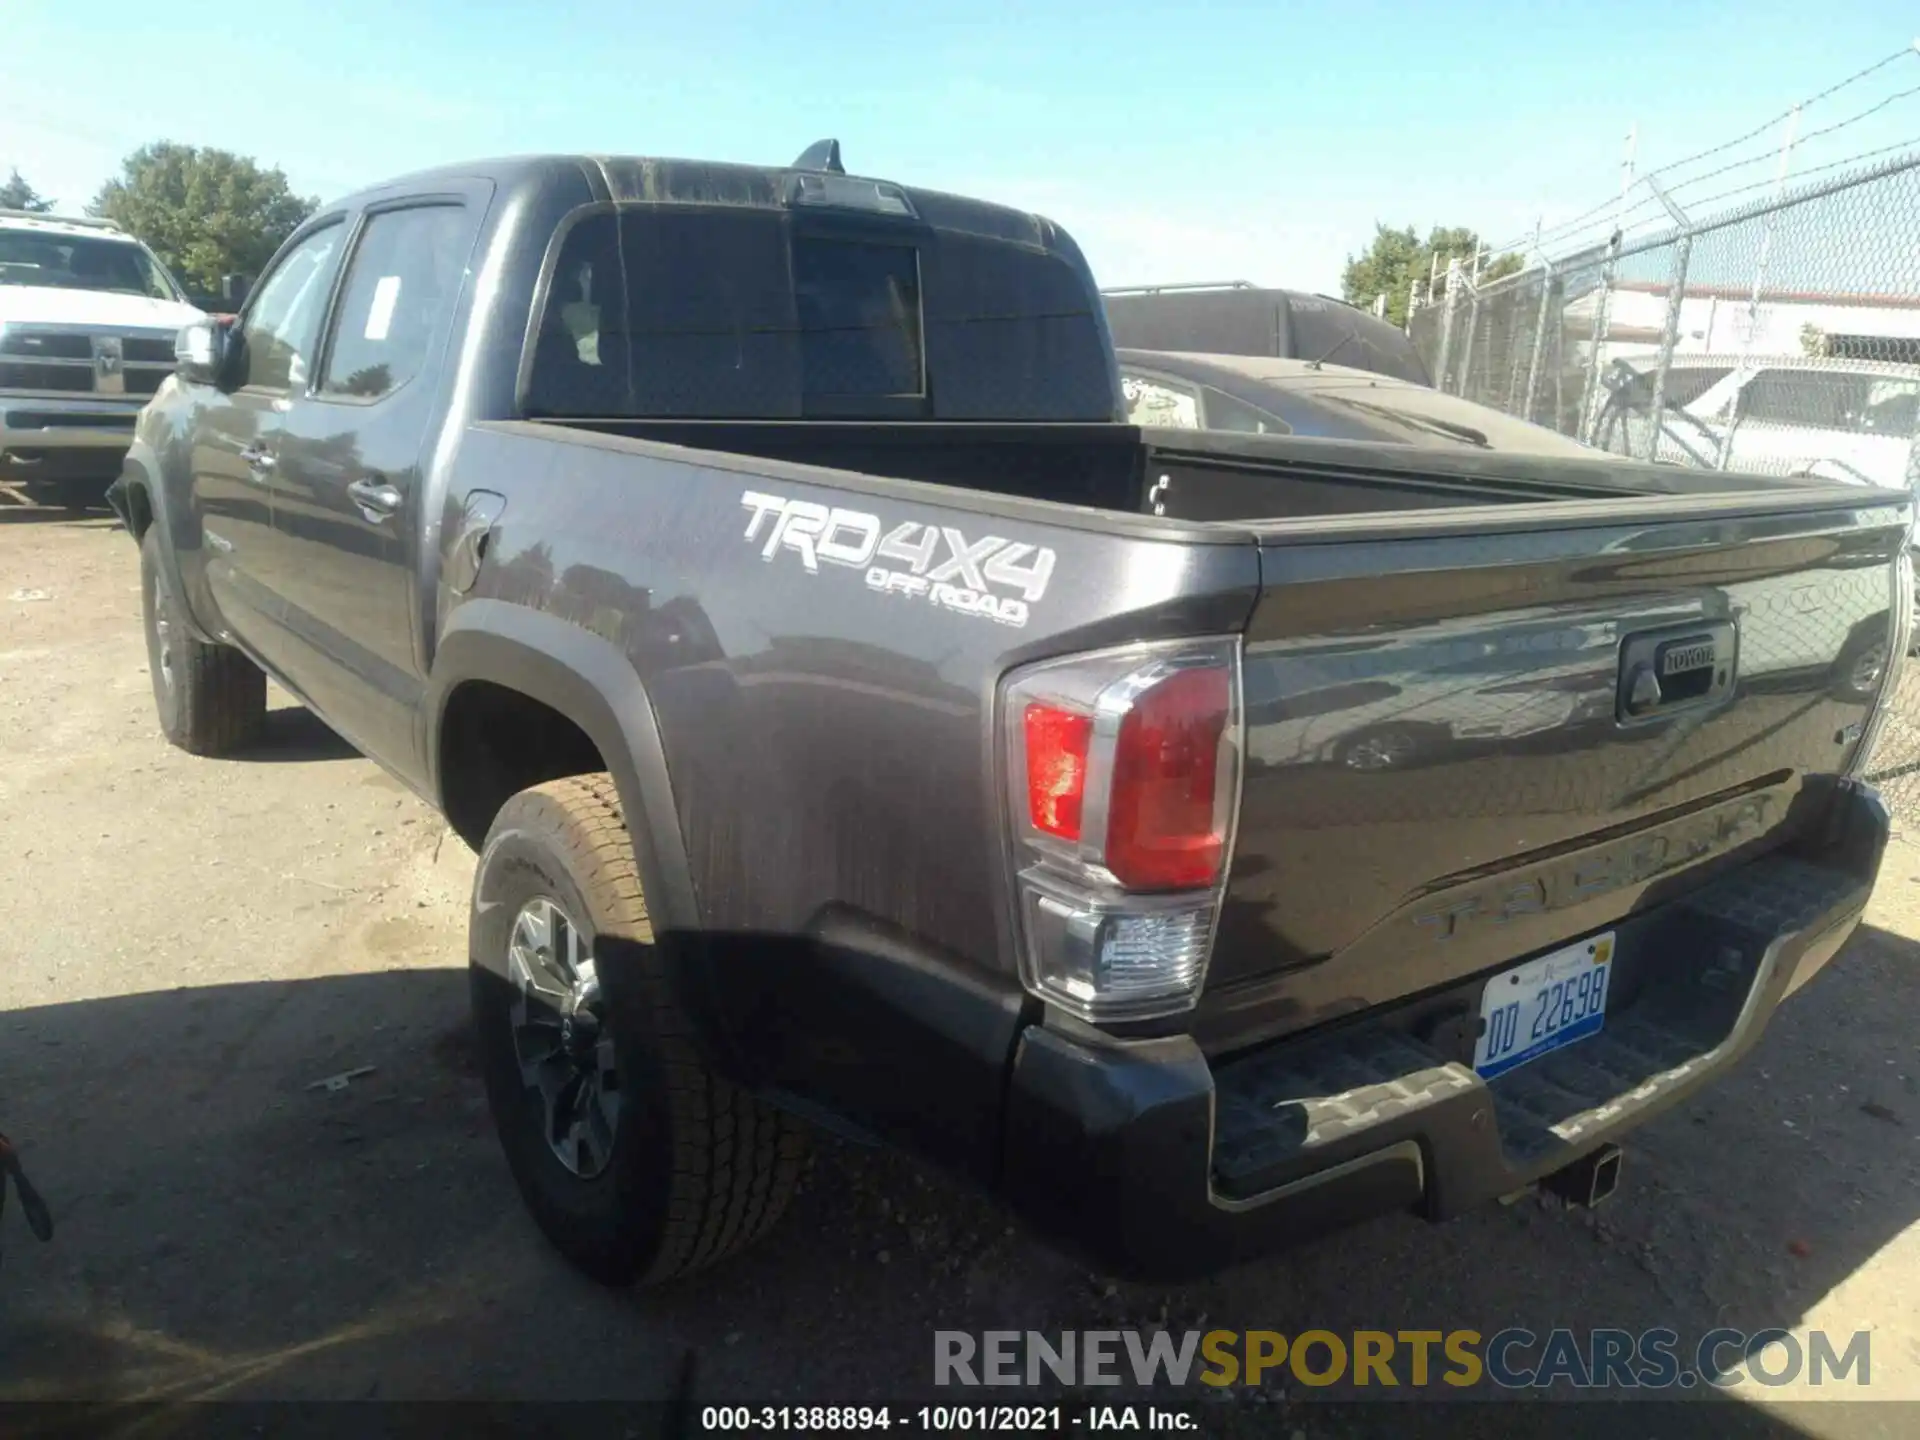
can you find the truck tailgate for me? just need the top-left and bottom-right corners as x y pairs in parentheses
(1200, 487), (1911, 1053)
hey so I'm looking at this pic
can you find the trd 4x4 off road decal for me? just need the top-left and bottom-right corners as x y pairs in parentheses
(740, 491), (1057, 628)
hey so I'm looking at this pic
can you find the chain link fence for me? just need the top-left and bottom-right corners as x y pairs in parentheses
(1408, 151), (1920, 825)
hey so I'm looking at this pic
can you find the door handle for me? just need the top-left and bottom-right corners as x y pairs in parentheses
(347, 477), (404, 522)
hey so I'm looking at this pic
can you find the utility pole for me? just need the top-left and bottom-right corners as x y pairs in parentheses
(1620, 124), (1639, 222)
(1720, 103), (1802, 468)
(1579, 125), (1637, 443)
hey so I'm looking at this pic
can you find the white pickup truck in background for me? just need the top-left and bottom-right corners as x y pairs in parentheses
(1596, 352), (1920, 491)
(1597, 352), (1920, 656)
(0, 209), (204, 509)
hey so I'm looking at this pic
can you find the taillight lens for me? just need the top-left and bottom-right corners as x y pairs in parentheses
(1001, 637), (1243, 1023)
(1023, 704), (1091, 841)
(1105, 666), (1230, 890)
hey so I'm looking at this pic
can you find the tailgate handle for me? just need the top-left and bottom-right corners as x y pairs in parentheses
(1618, 621), (1736, 723)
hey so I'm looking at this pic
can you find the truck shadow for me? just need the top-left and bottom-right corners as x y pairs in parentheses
(2, 928), (1916, 1431)
(222, 704), (361, 764)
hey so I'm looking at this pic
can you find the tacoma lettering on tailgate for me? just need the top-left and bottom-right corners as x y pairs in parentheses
(1411, 793), (1775, 941)
(740, 490), (1056, 628)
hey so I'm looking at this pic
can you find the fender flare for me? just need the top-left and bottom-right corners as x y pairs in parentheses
(424, 599), (700, 942)
(111, 439), (221, 645)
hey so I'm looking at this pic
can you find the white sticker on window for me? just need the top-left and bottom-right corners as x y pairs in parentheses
(364, 275), (402, 342)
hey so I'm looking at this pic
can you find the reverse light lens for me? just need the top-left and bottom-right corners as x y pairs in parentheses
(1024, 703), (1092, 841)
(1024, 884), (1215, 1018)
(1105, 666), (1230, 891)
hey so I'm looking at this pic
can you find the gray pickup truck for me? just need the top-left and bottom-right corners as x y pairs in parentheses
(111, 145), (1913, 1287)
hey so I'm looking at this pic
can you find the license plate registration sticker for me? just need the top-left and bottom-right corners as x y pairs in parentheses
(1473, 933), (1614, 1080)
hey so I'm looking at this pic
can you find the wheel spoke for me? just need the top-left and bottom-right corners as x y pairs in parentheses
(516, 902), (552, 958)
(550, 1070), (589, 1146)
(584, 1094), (616, 1169)
(537, 1061), (582, 1144)
(502, 893), (619, 1178)
(571, 1126), (597, 1176)
(510, 942), (570, 1003)
(562, 917), (582, 983)
(512, 1017), (565, 1069)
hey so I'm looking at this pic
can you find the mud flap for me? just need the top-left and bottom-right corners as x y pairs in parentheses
(104, 473), (133, 532)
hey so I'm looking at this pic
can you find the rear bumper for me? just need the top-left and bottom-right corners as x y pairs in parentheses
(999, 780), (1888, 1281)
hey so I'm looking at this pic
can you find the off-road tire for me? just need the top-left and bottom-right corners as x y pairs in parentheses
(470, 774), (806, 1286)
(140, 526), (266, 755)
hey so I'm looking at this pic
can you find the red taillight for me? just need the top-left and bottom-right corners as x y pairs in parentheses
(1003, 638), (1240, 1023)
(1024, 703), (1092, 841)
(1103, 667), (1229, 890)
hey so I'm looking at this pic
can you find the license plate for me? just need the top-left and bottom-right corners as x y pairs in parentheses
(1473, 933), (1614, 1079)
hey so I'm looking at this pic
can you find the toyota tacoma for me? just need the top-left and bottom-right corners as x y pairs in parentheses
(109, 145), (1913, 1284)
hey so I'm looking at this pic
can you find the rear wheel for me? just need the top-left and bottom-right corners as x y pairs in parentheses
(470, 774), (806, 1286)
(139, 527), (265, 755)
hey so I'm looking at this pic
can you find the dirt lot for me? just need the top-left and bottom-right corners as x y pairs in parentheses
(5, 496), (1920, 1436)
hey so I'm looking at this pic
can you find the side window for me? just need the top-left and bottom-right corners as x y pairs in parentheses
(524, 213), (632, 417)
(1202, 388), (1291, 435)
(1121, 372), (1200, 429)
(1660, 366), (1733, 413)
(1743, 371), (1870, 431)
(320, 206), (470, 401)
(1863, 379), (1919, 435)
(238, 224), (345, 392)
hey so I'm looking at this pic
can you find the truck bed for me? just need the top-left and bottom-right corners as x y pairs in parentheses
(544, 416), (1828, 523)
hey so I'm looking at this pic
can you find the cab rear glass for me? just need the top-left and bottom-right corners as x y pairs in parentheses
(522, 205), (1115, 422)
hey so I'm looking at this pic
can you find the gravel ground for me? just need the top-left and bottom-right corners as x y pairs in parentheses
(5, 495), (1920, 1437)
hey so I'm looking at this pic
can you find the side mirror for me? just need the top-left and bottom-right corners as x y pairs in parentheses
(175, 317), (236, 388)
(221, 272), (253, 306)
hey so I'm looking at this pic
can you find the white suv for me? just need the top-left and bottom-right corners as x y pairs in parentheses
(1, 210), (205, 508)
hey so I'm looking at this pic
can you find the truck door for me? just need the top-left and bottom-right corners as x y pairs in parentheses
(262, 195), (483, 780)
(187, 220), (347, 662)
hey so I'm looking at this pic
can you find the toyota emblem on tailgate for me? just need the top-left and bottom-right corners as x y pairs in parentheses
(1618, 621), (1737, 722)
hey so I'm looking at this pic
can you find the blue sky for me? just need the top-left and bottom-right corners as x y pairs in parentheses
(3, 1), (1917, 293)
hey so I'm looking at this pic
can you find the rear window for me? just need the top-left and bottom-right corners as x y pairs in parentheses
(1281, 298), (1432, 386)
(792, 237), (923, 399)
(1745, 370), (1919, 434)
(1105, 290), (1279, 359)
(1102, 289), (1432, 386)
(523, 206), (1113, 421)
(1661, 366), (1733, 410)
(1610, 363), (1731, 412)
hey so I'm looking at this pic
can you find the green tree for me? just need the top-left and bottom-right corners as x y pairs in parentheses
(1479, 252), (1525, 286)
(1341, 223), (1522, 327)
(89, 143), (317, 294)
(0, 168), (55, 212)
